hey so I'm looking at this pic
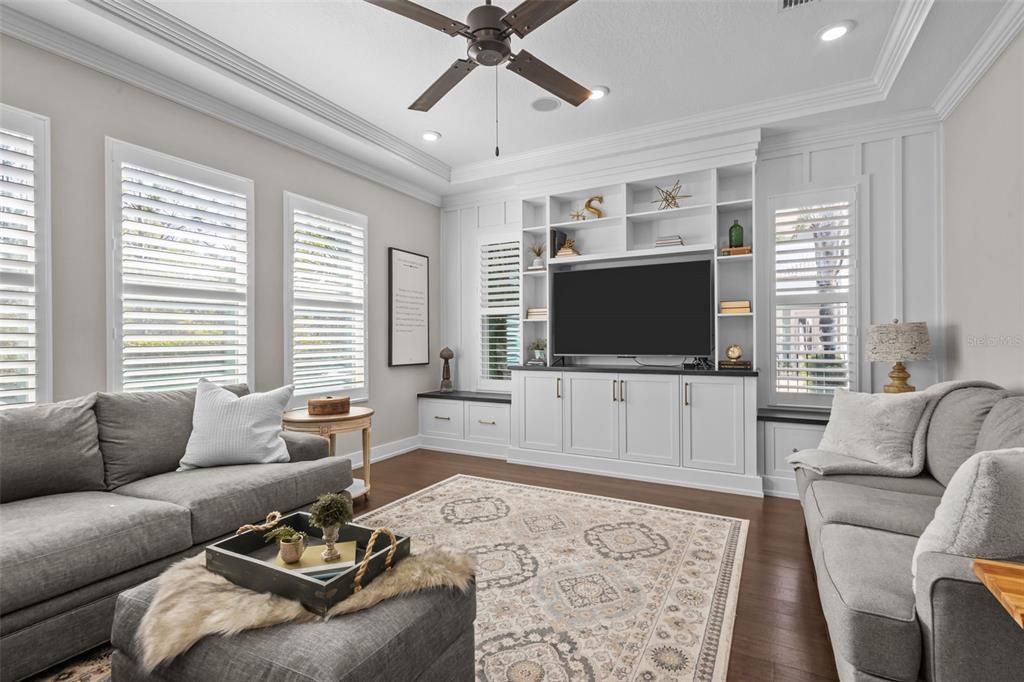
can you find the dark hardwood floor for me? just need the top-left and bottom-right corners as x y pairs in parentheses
(354, 449), (838, 682)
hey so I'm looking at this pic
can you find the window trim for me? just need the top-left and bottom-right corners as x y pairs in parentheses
(282, 191), (369, 407)
(762, 184), (862, 409)
(1, 104), (52, 406)
(104, 138), (255, 392)
(476, 229), (521, 392)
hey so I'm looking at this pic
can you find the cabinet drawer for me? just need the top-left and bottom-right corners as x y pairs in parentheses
(766, 422), (826, 476)
(419, 399), (464, 438)
(466, 402), (510, 444)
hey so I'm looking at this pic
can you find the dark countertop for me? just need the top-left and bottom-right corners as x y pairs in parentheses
(757, 407), (831, 425)
(509, 365), (758, 377)
(417, 390), (512, 404)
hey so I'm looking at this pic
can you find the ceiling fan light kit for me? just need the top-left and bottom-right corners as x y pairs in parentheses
(365, 0), (591, 112)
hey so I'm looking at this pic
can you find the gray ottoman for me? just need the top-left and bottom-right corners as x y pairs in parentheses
(110, 576), (476, 681)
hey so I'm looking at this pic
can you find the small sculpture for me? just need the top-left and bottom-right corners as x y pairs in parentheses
(439, 347), (454, 392)
(584, 195), (604, 219)
(570, 209), (586, 221)
(556, 238), (580, 258)
(652, 179), (692, 210)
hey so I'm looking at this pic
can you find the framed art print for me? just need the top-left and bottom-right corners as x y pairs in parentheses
(388, 247), (429, 366)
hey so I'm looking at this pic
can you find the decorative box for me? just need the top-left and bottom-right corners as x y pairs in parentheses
(308, 396), (350, 415)
(206, 512), (411, 616)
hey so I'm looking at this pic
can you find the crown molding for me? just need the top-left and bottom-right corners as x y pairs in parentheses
(932, 0), (1024, 120)
(759, 108), (940, 158)
(0, 7), (443, 206)
(448, 0), (935, 187)
(78, 0), (450, 181)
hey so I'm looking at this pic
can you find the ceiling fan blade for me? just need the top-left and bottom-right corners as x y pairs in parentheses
(506, 50), (590, 106)
(501, 0), (578, 38)
(409, 59), (478, 111)
(364, 0), (469, 36)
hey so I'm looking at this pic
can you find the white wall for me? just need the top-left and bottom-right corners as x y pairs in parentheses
(942, 31), (1024, 392)
(0, 37), (441, 449)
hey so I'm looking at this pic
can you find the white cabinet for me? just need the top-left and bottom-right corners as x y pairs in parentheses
(419, 399), (464, 439)
(517, 372), (563, 452)
(682, 376), (745, 473)
(619, 373), (681, 466)
(466, 402), (511, 444)
(563, 372), (619, 458)
(763, 421), (826, 478)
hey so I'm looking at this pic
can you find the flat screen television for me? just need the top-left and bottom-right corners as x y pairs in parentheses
(552, 261), (712, 356)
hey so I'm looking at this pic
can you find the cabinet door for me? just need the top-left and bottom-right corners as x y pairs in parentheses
(618, 373), (681, 466)
(682, 376), (745, 473)
(765, 422), (825, 477)
(518, 373), (563, 452)
(563, 372), (619, 459)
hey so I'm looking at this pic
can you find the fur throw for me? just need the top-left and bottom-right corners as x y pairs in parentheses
(137, 548), (475, 672)
(787, 380), (1004, 477)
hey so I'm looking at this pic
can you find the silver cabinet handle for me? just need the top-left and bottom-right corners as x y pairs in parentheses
(434, 416), (451, 421)
(478, 419), (496, 425)
(684, 382), (690, 406)
(612, 379), (617, 401)
(556, 377), (561, 399)
(620, 379), (625, 402)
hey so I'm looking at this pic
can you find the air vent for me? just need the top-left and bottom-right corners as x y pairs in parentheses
(779, 0), (818, 11)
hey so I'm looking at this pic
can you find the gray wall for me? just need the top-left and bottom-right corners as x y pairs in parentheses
(0, 37), (441, 450)
(943, 31), (1024, 392)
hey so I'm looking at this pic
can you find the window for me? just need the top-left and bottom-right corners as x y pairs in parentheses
(479, 239), (520, 387)
(107, 140), (253, 392)
(769, 187), (857, 407)
(284, 193), (367, 401)
(1, 106), (50, 408)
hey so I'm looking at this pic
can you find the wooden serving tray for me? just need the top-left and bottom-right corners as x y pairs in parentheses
(206, 513), (410, 616)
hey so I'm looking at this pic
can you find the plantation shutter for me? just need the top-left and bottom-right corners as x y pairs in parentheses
(0, 120), (46, 407)
(770, 190), (857, 405)
(114, 147), (251, 392)
(480, 240), (520, 383)
(289, 203), (366, 398)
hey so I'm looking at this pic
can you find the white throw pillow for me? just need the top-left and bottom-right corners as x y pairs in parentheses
(179, 380), (294, 470)
(818, 389), (931, 468)
(913, 448), (1024, 577)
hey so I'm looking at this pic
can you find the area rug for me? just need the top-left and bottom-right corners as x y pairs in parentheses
(358, 474), (748, 681)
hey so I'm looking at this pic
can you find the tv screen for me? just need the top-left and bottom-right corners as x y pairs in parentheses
(552, 261), (712, 356)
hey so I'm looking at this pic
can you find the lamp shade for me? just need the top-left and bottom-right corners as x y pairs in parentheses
(865, 320), (930, 362)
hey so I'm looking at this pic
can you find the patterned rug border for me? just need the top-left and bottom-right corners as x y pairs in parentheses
(357, 473), (749, 682)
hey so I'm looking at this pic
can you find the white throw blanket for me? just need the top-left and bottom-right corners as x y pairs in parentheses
(787, 380), (1003, 477)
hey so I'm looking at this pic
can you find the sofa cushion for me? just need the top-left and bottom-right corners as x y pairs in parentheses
(976, 396), (1024, 452)
(113, 458), (353, 543)
(925, 386), (1006, 486)
(95, 384), (248, 489)
(795, 467), (945, 501)
(816, 525), (921, 682)
(818, 389), (931, 470)
(0, 491), (192, 613)
(806, 481), (940, 540)
(0, 394), (106, 503)
(913, 448), (1024, 577)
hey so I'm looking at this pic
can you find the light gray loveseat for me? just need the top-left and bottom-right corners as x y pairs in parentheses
(793, 386), (1024, 682)
(0, 386), (351, 681)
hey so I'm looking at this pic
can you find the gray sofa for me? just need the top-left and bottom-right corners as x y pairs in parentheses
(793, 387), (1024, 682)
(0, 386), (352, 681)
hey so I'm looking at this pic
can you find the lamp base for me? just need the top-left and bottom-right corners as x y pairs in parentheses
(883, 361), (916, 393)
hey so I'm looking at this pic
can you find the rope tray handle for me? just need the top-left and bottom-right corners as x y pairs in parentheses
(235, 511), (283, 536)
(353, 528), (398, 592)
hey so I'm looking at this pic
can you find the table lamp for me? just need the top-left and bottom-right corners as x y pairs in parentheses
(865, 320), (930, 393)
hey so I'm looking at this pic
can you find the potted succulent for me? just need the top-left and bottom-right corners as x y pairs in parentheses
(529, 338), (547, 361)
(529, 243), (545, 268)
(264, 525), (306, 564)
(309, 491), (354, 561)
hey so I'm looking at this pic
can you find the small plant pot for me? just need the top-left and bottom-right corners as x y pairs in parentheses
(278, 537), (306, 564)
(532, 257), (544, 268)
(533, 350), (545, 360)
(321, 524), (341, 561)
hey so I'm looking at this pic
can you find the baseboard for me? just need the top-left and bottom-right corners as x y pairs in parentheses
(339, 435), (420, 472)
(762, 475), (800, 499)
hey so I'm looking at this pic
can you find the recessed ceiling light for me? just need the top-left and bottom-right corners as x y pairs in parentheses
(532, 97), (562, 112)
(819, 21), (855, 42)
(589, 85), (610, 100)
(422, 130), (442, 142)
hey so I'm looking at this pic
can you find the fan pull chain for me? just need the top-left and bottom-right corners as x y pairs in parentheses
(495, 67), (500, 157)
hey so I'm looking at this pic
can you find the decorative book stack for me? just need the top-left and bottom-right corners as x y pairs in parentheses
(655, 234), (684, 248)
(719, 359), (753, 370)
(526, 263), (545, 271)
(526, 307), (548, 321)
(719, 300), (751, 314)
(721, 246), (752, 256)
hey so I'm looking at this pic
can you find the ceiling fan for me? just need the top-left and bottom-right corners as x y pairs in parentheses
(364, 0), (590, 112)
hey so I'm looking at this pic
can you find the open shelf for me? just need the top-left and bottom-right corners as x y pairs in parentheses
(717, 198), (752, 210)
(523, 225), (548, 233)
(550, 215), (623, 229)
(549, 242), (714, 266)
(718, 312), (753, 318)
(523, 269), (547, 276)
(625, 203), (713, 223)
(717, 253), (753, 262)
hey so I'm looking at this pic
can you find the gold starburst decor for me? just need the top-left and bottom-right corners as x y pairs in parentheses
(570, 209), (586, 221)
(652, 179), (692, 210)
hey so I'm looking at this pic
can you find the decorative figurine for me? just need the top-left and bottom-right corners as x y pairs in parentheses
(584, 195), (604, 219)
(439, 347), (454, 392)
(570, 208), (586, 221)
(651, 179), (692, 210)
(556, 238), (580, 258)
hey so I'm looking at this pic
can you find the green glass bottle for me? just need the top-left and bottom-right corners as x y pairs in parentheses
(728, 220), (744, 248)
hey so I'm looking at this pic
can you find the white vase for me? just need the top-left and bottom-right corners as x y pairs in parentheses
(532, 257), (544, 268)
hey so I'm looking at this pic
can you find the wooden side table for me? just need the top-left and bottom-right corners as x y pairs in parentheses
(282, 406), (375, 503)
(973, 559), (1024, 628)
